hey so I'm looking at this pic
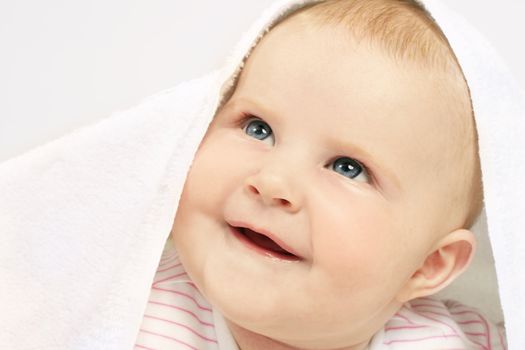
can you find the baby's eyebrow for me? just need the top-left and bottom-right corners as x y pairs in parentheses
(223, 97), (268, 117)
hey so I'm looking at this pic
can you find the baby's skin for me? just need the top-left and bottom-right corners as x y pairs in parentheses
(171, 11), (477, 350)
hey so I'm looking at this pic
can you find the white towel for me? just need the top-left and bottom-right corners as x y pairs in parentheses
(0, 0), (523, 349)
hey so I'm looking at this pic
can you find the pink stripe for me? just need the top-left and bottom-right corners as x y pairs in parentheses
(160, 252), (178, 261)
(451, 309), (484, 316)
(152, 286), (212, 311)
(384, 333), (460, 345)
(158, 260), (178, 268)
(154, 271), (189, 284)
(447, 304), (482, 312)
(396, 305), (490, 350)
(415, 310), (491, 350)
(417, 310), (462, 320)
(160, 253), (177, 262)
(416, 297), (445, 306)
(465, 331), (487, 337)
(186, 282), (200, 291)
(159, 256), (179, 267)
(144, 314), (218, 343)
(134, 344), (155, 350)
(444, 299), (464, 309)
(461, 336), (489, 350)
(148, 300), (214, 326)
(157, 262), (183, 273)
(162, 250), (179, 259)
(411, 303), (447, 310)
(393, 312), (415, 325)
(414, 311), (459, 335)
(450, 309), (492, 350)
(457, 319), (483, 326)
(474, 310), (492, 350)
(417, 309), (453, 319)
(385, 324), (429, 331)
(139, 328), (198, 350)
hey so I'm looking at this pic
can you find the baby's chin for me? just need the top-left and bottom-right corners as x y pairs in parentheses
(222, 314), (374, 350)
(198, 273), (305, 344)
(185, 250), (380, 349)
(205, 283), (374, 350)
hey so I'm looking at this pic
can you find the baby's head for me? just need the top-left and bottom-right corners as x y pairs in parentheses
(172, 0), (483, 348)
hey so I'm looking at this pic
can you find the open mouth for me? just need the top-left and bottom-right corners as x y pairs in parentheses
(229, 225), (302, 261)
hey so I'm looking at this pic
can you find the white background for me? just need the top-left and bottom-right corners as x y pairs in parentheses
(1, 0), (524, 162)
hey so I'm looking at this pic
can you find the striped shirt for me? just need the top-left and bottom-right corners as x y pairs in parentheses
(134, 239), (237, 350)
(371, 297), (507, 349)
(134, 240), (506, 350)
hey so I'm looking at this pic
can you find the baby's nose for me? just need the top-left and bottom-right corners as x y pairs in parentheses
(244, 171), (301, 213)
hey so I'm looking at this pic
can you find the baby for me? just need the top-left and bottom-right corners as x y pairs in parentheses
(141, 0), (502, 349)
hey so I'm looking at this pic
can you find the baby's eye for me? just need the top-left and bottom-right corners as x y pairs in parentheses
(330, 157), (370, 183)
(243, 117), (275, 145)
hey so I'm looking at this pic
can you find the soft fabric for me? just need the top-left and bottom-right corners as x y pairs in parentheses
(422, 2), (525, 348)
(134, 238), (238, 350)
(136, 237), (505, 349)
(0, 70), (224, 350)
(372, 297), (506, 349)
(0, 0), (523, 349)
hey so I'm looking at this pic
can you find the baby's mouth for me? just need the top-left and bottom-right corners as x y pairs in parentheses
(229, 225), (302, 261)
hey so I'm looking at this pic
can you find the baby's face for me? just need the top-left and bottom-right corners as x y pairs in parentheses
(172, 17), (466, 348)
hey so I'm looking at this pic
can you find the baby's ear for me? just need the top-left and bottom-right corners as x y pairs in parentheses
(395, 229), (476, 303)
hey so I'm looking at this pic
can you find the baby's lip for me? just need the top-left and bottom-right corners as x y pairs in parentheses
(226, 219), (304, 260)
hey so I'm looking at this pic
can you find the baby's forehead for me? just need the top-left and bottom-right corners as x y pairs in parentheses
(225, 0), (470, 125)
(240, 15), (467, 129)
(228, 11), (476, 215)
(236, 2), (470, 119)
(241, 38), (460, 168)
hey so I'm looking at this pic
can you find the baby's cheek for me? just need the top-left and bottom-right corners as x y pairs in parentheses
(185, 136), (243, 210)
(311, 195), (397, 288)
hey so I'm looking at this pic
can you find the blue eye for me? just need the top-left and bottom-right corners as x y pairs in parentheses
(244, 118), (274, 143)
(331, 157), (369, 182)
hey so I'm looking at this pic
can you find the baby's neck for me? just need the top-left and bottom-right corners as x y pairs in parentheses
(225, 319), (370, 350)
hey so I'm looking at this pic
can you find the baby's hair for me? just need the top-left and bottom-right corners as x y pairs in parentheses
(221, 0), (483, 229)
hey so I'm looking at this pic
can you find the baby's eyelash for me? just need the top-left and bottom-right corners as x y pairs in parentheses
(235, 112), (260, 129)
(361, 162), (374, 183)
